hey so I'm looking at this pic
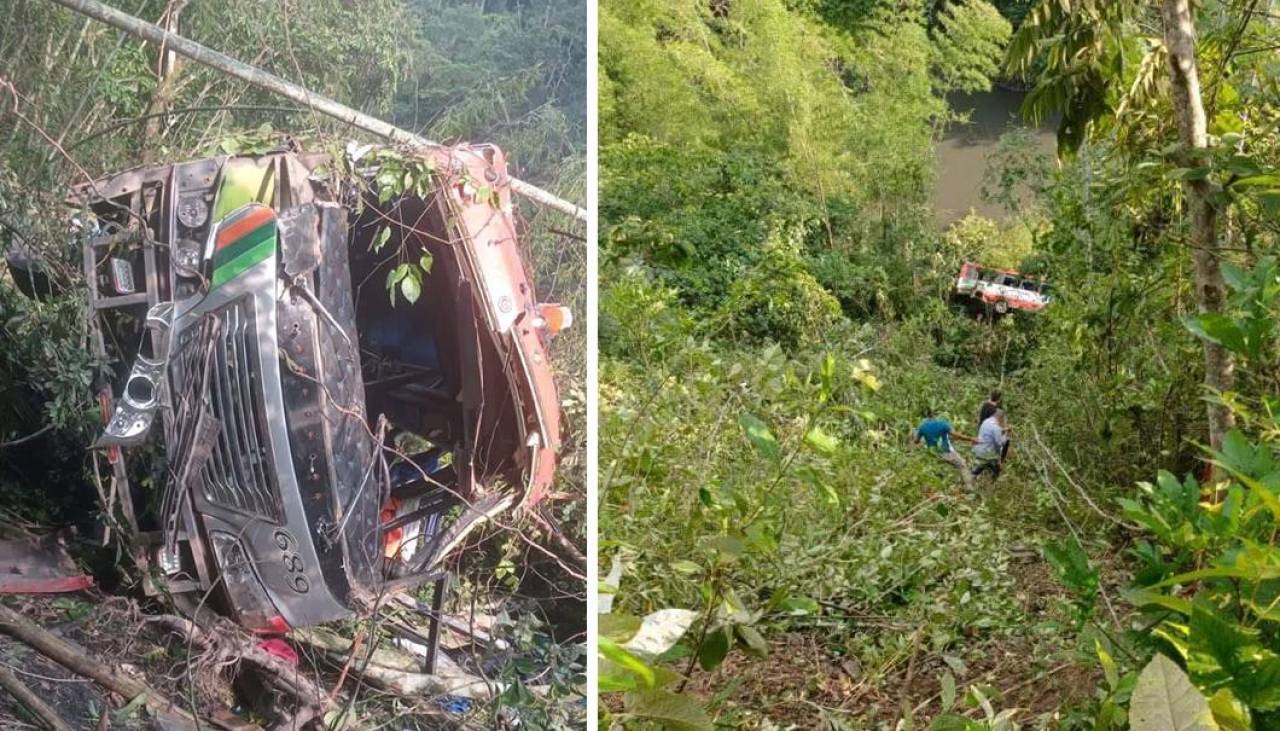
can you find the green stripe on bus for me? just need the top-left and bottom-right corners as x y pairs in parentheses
(213, 220), (276, 269)
(211, 235), (275, 288)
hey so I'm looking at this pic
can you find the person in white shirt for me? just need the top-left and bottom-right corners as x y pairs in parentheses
(971, 409), (1009, 481)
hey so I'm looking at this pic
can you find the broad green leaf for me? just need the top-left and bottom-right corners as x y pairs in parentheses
(599, 658), (640, 693)
(1207, 689), (1250, 731)
(623, 689), (713, 731)
(698, 626), (730, 671)
(1128, 654), (1218, 731)
(400, 271), (422, 305)
(601, 613), (643, 643)
(1183, 314), (1247, 355)
(1188, 602), (1280, 710)
(940, 671), (957, 712)
(1125, 588), (1194, 616)
(1256, 190), (1280, 217)
(1146, 566), (1258, 591)
(739, 413), (780, 461)
(702, 534), (746, 561)
(803, 426), (839, 456)
(599, 636), (655, 688)
(1173, 166), (1213, 181)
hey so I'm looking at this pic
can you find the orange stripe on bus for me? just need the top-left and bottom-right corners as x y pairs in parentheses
(216, 207), (274, 251)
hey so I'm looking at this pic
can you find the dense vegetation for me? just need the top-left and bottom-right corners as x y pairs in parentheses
(0, 1), (584, 727)
(598, 1), (1280, 729)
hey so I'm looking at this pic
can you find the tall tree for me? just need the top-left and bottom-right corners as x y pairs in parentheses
(1160, 0), (1235, 456)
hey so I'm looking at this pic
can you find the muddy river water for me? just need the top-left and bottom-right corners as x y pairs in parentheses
(932, 87), (1055, 225)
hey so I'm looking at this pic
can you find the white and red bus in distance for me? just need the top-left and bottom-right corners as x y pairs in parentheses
(955, 261), (1052, 313)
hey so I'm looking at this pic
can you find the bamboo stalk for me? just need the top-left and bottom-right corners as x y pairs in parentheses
(43, 0), (587, 222)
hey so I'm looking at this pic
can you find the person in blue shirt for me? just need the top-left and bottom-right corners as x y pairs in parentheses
(913, 407), (977, 488)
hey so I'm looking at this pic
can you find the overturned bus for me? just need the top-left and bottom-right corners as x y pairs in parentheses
(75, 143), (566, 634)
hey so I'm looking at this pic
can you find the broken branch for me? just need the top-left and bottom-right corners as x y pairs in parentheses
(0, 665), (74, 731)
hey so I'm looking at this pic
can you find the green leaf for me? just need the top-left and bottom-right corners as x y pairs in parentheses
(739, 413), (780, 461)
(734, 624), (768, 657)
(599, 658), (640, 693)
(702, 534), (746, 561)
(1188, 601), (1280, 709)
(1256, 190), (1280, 218)
(400, 271), (422, 305)
(599, 636), (655, 689)
(803, 426), (839, 456)
(1183, 314), (1248, 355)
(601, 613), (643, 643)
(1229, 174), (1280, 190)
(623, 688), (713, 731)
(929, 714), (977, 731)
(1124, 588), (1194, 616)
(1207, 689), (1250, 731)
(940, 671), (957, 712)
(1220, 155), (1261, 178)
(1043, 537), (1099, 599)
(1097, 639), (1118, 691)
(1128, 654), (1218, 731)
(779, 596), (820, 616)
(671, 560), (702, 575)
(373, 226), (392, 252)
(386, 263), (409, 291)
(698, 626), (730, 671)
(697, 486), (714, 508)
(419, 252), (434, 273)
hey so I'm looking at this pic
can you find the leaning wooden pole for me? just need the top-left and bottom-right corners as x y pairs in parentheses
(45, 0), (587, 222)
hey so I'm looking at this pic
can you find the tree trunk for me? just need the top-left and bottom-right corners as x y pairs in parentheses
(1161, 0), (1235, 465)
(140, 0), (186, 163)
